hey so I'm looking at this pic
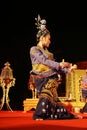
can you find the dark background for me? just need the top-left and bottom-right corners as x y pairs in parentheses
(0, 1), (87, 110)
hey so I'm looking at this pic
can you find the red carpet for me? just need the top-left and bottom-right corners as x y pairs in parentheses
(0, 111), (87, 130)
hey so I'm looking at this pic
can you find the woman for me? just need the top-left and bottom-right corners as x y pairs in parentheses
(29, 15), (82, 120)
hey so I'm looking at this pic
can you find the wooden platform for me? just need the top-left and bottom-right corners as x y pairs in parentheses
(23, 98), (39, 112)
(23, 98), (85, 112)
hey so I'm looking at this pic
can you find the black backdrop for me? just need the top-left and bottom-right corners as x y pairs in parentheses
(0, 1), (87, 110)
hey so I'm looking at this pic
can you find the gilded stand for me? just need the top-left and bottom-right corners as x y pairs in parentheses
(0, 62), (15, 111)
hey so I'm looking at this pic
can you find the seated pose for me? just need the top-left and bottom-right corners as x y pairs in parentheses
(29, 14), (82, 120)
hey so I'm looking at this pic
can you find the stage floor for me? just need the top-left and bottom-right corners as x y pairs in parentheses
(0, 110), (87, 130)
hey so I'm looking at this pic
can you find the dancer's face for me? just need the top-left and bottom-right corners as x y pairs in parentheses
(41, 34), (51, 48)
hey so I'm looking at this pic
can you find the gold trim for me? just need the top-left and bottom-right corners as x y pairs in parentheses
(32, 64), (52, 72)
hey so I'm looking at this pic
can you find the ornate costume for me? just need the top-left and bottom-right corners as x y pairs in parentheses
(29, 15), (78, 120)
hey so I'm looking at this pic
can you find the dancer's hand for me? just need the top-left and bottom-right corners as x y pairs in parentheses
(60, 62), (71, 68)
(69, 64), (77, 72)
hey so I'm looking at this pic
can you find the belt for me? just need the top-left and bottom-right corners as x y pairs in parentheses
(32, 74), (49, 79)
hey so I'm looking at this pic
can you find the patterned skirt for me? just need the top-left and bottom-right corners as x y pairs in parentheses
(33, 74), (75, 120)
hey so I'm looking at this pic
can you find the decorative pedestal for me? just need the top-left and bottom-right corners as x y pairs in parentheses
(23, 98), (39, 112)
(0, 86), (13, 111)
(0, 62), (15, 111)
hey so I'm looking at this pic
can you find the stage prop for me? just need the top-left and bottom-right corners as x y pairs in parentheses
(0, 62), (15, 111)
